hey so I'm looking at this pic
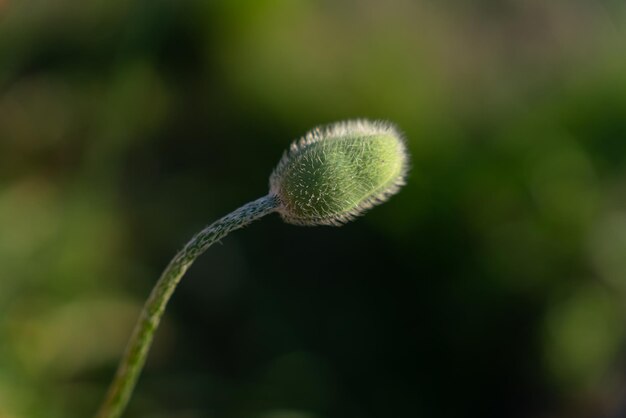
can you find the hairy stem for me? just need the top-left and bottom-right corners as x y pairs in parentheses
(95, 194), (279, 418)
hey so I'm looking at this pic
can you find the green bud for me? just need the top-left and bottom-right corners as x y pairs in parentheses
(269, 120), (409, 226)
(97, 120), (410, 418)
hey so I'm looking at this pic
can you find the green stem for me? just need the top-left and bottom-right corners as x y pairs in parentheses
(95, 194), (279, 418)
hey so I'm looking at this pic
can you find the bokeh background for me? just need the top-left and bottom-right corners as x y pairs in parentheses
(1, 1), (626, 417)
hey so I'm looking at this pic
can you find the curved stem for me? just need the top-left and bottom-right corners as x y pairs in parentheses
(95, 194), (279, 418)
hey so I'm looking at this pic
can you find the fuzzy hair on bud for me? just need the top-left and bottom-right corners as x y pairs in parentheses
(269, 119), (409, 226)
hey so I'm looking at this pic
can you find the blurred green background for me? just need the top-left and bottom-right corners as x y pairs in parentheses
(1, 1), (626, 417)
